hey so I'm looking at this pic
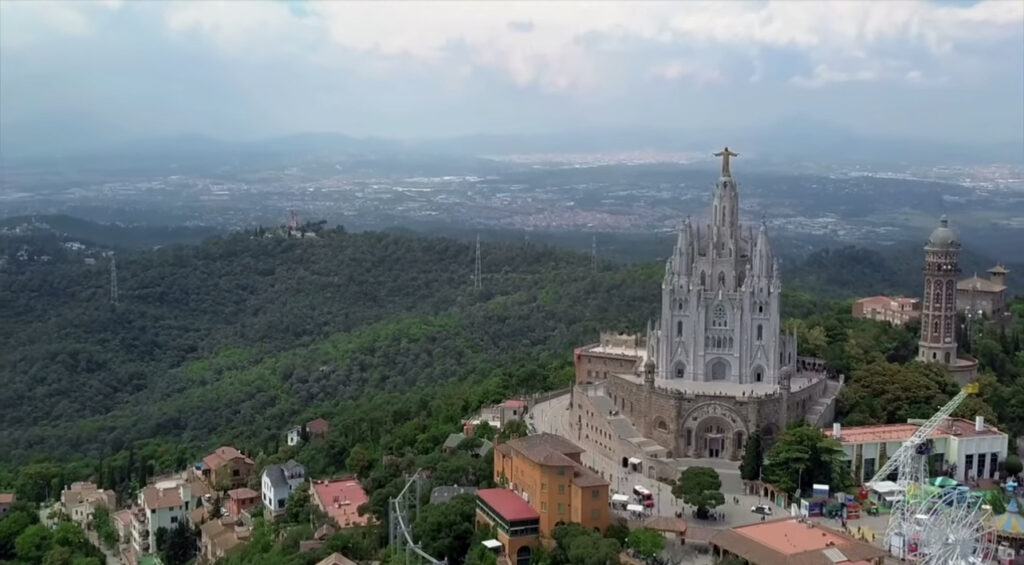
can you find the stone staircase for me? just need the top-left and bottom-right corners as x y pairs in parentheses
(804, 379), (842, 425)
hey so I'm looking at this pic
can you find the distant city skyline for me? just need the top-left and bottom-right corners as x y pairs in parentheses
(1, 1), (1022, 154)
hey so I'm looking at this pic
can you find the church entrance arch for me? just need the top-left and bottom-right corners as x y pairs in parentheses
(706, 358), (729, 381)
(681, 402), (748, 460)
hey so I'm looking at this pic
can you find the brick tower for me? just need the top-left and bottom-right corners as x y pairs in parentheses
(918, 215), (960, 365)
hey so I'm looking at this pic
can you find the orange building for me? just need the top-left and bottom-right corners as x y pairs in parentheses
(476, 488), (540, 565)
(493, 433), (609, 537)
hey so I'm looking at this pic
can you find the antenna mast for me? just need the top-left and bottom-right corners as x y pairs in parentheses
(109, 254), (119, 306)
(474, 234), (482, 290)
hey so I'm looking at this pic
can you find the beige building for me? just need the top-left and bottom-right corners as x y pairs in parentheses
(200, 515), (250, 562)
(832, 417), (1008, 485)
(958, 264), (1010, 319)
(851, 296), (921, 326)
(0, 493), (14, 519)
(61, 482), (116, 527)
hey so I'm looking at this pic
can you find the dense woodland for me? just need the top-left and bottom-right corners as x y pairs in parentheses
(1, 222), (1023, 564)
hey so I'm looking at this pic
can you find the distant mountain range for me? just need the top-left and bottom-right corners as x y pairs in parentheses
(2, 117), (1020, 169)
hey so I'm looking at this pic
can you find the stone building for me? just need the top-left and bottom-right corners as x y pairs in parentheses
(851, 296), (921, 326)
(958, 264), (1010, 319)
(571, 149), (840, 472)
(916, 216), (977, 385)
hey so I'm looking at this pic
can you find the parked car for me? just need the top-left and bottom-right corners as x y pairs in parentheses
(751, 504), (773, 515)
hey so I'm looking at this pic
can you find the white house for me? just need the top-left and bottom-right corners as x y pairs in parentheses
(287, 426), (303, 447)
(132, 479), (192, 558)
(261, 460), (306, 516)
(833, 417), (1009, 485)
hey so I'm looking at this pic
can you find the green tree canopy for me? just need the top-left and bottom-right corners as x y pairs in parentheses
(626, 528), (664, 562)
(671, 466), (724, 519)
(551, 523), (621, 565)
(739, 431), (763, 482)
(411, 494), (477, 565)
(763, 424), (850, 496)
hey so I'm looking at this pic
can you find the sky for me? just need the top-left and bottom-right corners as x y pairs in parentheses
(1, 0), (1022, 151)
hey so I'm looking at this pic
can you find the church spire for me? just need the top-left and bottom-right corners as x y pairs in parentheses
(752, 219), (773, 280)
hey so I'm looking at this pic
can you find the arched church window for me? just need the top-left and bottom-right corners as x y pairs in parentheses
(657, 420), (668, 431)
(934, 291), (942, 307)
(757, 324), (763, 341)
(718, 271), (726, 289)
(946, 291), (953, 310)
(933, 320), (940, 334)
(728, 337), (733, 349)
(755, 370), (763, 382)
(676, 365), (685, 379)
(758, 303), (764, 314)
(700, 271), (706, 287)
(678, 301), (683, 311)
(944, 352), (951, 364)
(946, 279), (955, 291)
(676, 320), (682, 337)
(713, 304), (727, 328)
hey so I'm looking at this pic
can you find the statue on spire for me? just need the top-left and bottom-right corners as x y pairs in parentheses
(713, 146), (739, 177)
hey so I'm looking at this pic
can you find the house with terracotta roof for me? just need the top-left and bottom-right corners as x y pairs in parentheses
(199, 446), (255, 490)
(200, 515), (250, 562)
(831, 416), (1009, 484)
(476, 488), (540, 565)
(851, 295), (921, 326)
(0, 493), (14, 518)
(112, 509), (132, 543)
(958, 264), (1010, 318)
(310, 477), (371, 528)
(226, 487), (259, 517)
(711, 517), (885, 565)
(307, 418), (330, 440)
(60, 481), (116, 527)
(317, 553), (359, 565)
(131, 478), (194, 558)
(493, 433), (610, 537)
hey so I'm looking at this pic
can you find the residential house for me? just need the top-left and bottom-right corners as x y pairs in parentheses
(112, 509), (132, 543)
(475, 488), (540, 565)
(287, 426), (303, 447)
(307, 418), (330, 440)
(831, 417), (1009, 484)
(60, 482), (116, 527)
(226, 488), (259, 517)
(851, 296), (921, 326)
(463, 399), (527, 435)
(132, 479), (193, 558)
(442, 433), (493, 458)
(0, 493), (14, 519)
(317, 553), (359, 565)
(493, 433), (610, 537)
(199, 446), (255, 490)
(261, 459), (306, 517)
(200, 515), (250, 562)
(710, 517), (885, 565)
(310, 477), (370, 528)
(298, 524), (337, 553)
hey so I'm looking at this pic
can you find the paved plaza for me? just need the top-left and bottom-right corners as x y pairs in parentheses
(529, 393), (894, 548)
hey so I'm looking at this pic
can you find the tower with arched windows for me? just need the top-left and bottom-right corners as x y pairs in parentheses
(648, 154), (794, 385)
(918, 216), (960, 365)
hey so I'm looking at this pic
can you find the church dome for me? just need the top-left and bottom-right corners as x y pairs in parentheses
(928, 215), (957, 247)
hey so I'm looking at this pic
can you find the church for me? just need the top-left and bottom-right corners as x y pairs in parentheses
(570, 149), (841, 476)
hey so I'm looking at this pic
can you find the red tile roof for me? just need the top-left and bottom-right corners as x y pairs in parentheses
(502, 399), (526, 409)
(311, 478), (370, 528)
(836, 417), (1004, 444)
(227, 488), (259, 500)
(0, 493), (14, 504)
(203, 446), (253, 470)
(307, 418), (330, 435)
(477, 488), (540, 522)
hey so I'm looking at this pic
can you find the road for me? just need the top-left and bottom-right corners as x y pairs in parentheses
(530, 393), (895, 541)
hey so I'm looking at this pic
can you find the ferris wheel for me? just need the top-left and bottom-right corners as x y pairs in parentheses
(893, 486), (995, 565)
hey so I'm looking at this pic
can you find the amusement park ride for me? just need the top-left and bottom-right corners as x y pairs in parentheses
(866, 382), (997, 564)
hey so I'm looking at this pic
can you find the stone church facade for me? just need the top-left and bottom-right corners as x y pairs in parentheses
(571, 150), (841, 468)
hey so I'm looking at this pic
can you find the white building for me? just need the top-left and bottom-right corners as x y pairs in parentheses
(833, 417), (1009, 485)
(645, 148), (796, 386)
(131, 479), (193, 557)
(287, 426), (303, 447)
(261, 459), (306, 517)
(60, 482), (115, 527)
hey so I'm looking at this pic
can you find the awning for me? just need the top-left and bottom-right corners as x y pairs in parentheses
(626, 504), (645, 512)
(611, 494), (629, 503)
(884, 494), (904, 502)
(482, 540), (502, 550)
(628, 457), (642, 465)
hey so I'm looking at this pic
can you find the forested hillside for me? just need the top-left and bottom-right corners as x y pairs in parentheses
(0, 227), (658, 464)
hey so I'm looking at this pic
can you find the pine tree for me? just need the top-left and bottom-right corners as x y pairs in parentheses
(740, 431), (763, 482)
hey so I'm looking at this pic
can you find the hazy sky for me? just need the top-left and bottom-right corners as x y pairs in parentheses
(1, 0), (1022, 147)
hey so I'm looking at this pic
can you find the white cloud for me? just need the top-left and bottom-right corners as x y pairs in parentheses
(151, 0), (1022, 92)
(790, 64), (878, 88)
(648, 61), (723, 86)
